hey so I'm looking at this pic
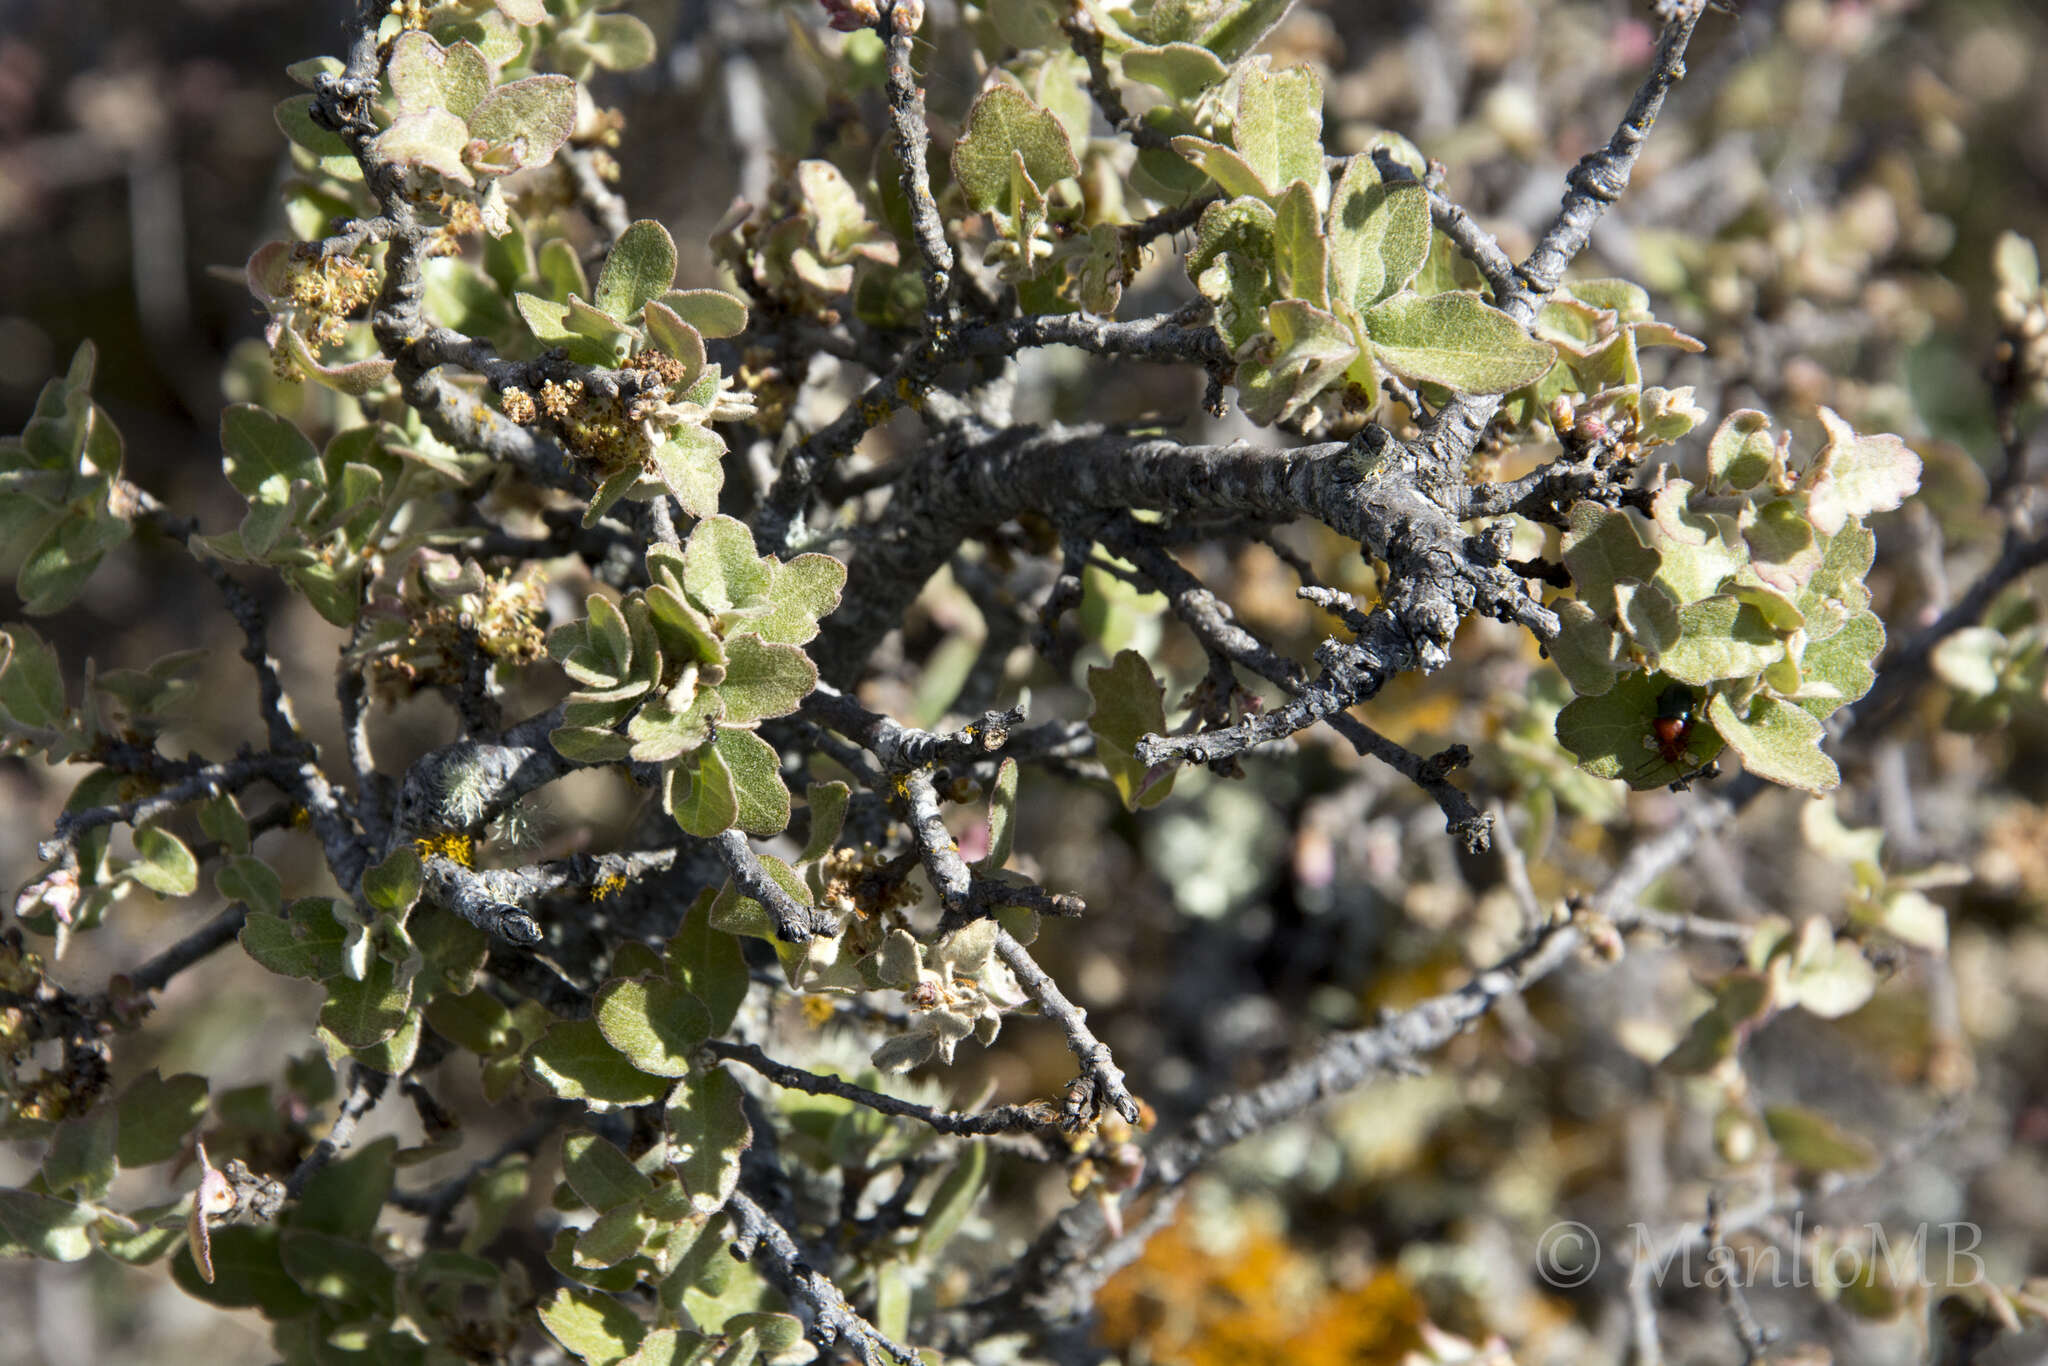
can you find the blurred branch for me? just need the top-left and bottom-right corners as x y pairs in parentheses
(1848, 524), (2048, 741)
(559, 145), (630, 250)
(1707, 1191), (1776, 1364)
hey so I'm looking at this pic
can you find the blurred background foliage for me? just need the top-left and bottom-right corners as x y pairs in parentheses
(3, 0), (2048, 1363)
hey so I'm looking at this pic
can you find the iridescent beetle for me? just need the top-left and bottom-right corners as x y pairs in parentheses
(1631, 683), (1716, 789)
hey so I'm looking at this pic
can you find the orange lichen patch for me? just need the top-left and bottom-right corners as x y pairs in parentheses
(799, 994), (836, 1027)
(1095, 1220), (1427, 1366)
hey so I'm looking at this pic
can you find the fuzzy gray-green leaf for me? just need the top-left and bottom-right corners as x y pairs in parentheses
(1363, 291), (1556, 394)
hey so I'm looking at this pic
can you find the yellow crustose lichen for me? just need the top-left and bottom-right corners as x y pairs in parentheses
(413, 831), (476, 868)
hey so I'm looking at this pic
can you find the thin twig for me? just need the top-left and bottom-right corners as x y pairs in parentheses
(878, 0), (952, 324)
(995, 929), (1138, 1128)
(1707, 1191), (1775, 1363)
(713, 1040), (1060, 1138)
(285, 1065), (390, 1200)
(713, 829), (831, 941)
(727, 1189), (922, 1366)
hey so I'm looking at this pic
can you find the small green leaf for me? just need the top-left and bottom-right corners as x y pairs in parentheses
(714, 634), (818, 725)
(1227, 64), (1325, 200)
(516, 290), (578, 346)
(1088, 649), (1175, 810)
(595, 976), (713, 1078)
(425, 987), (515, 1056)
(670, 745), (740, 838)
(1803, 408), (1922, 536)
(17, 513), (128, 616)
(0, 1189), (94, 1261)
(553, 725), (635, 764)
(115, 1070), (208, 1167)
(713, 727), (792, 838)
(655, 288), (749, 340)
(540, 1284), (647, 1366)
(596, 220), (679, 321)
(665, 889), (749, 1036)
(1797, 611), (1883, 720)
(288, 1135), (395, 1238)
(373, 108), (476, 185)
(753, 554), (848, 646)
(627, 687), (724, 765)
(129, 826), (198, 897)
(952, 86), (1079, 214)
(196, 792), (251, 853)
(562, 1131), (656, 1213)
(0, 625), (66, 730)
(682, 515), (772, 614)
(1549, 599), (1625, 697)
(1779, 922), (1878, 1019)
(1555, 671), (1722, 787)
(1234, 298), (1358, 426)
(527, 1020), (673, 1110)
(648, 424), (726, 521)
(913, 1141), (987, 1259)
(1326, 155), (1429, 310)
(1993, 229), (2041, 298)
(1171, 135), (1271, 203)
(1706, 692), (1839, 794)
(386, 32), (491, 118)
(1706, 409), (1778, 490)
(220, 403), (322, 501)
(1764, 1104), (1877, 1174)
(1120, 42), (1227, 100)
(1931, 626), (2004, 698)
(643, 300), (706, 376)
(41, 1105), (119, 1200)
(581, 13), (658, 70)
(1363, 291), (1556, 393)
(799, 781), (850, 866)
(980, 759), (1020, 870)
(465, 74), (577, 171)
(1196, 0), (1294, 61)
(320, 957), (413, 1049)
(574, 1202), (657, 1269)
(274, 93), (354, 161)
(1561, 504), (1660, 621)
(667, 1069), (751, 1216)
(1661, 597), (1787, 686)
(1187, 196), (1278, 350)
(279, 1228), (399, 1312)
(363, 847), (423, 915)
(173, 1225), (318, 1313)
(646, 582), (728, 667)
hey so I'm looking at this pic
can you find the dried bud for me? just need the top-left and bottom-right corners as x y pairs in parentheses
(15, 868), (81, 925)
(817, 0), (924, 34)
